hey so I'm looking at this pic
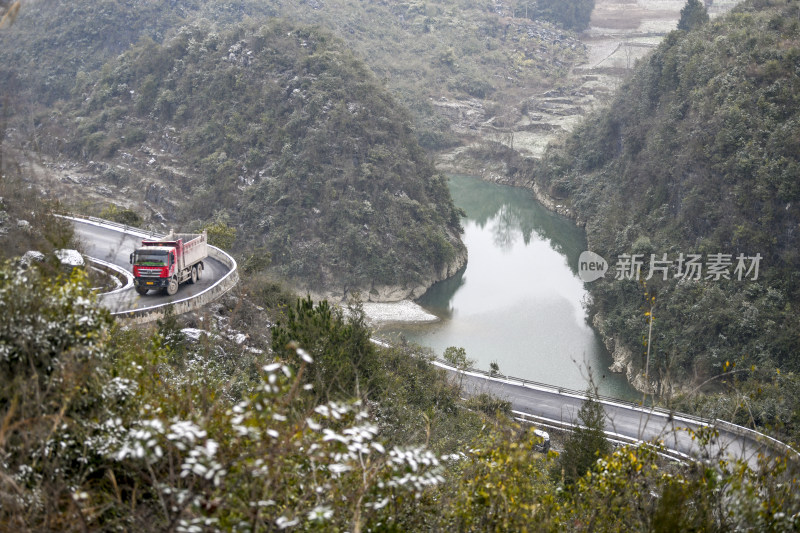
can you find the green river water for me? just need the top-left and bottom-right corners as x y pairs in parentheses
(383, 174), (638, 400)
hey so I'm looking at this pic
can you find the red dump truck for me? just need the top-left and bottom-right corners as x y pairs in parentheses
(130, 231), (208, 296)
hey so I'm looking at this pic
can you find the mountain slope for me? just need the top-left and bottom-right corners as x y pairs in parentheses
(0, 0), (586, 150)
(45, 20), (466, 299)
(536, 0), (800, 388)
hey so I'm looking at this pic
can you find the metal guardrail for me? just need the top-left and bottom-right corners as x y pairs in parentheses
(425, 353), (799, 460)
(61, 213), (166, 240)
(714, 417), (800, 460)
(511, 409), (693, 464)
(430, 353), (654, 408)
(86, 256), (134, 295)
(60, 214), (239, 323)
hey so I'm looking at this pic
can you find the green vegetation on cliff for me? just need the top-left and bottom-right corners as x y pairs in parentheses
(47, 20), (466, 295)
(0, 0), (589, 295)
(536, 0), (800, 434)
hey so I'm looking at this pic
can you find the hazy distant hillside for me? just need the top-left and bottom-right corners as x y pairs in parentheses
(0, 0), (586, 149)
(0, 0), (183, 104)
(41, 20), (465, 298)
(256, 0), (588, 148)
(537, 0), (800, 387)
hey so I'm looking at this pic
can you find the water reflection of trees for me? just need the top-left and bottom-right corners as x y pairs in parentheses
(412, 176), (589, 317)
(449, 175), (586, 270)
(492, 205), (519, 251)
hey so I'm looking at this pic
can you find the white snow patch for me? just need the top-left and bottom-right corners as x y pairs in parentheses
(55, 249), (85, 267)
(181, 328), (208, 342)
(21, 250), (45, 266)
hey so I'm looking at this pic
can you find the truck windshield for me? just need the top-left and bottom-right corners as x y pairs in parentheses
(134, 252), (168, 266)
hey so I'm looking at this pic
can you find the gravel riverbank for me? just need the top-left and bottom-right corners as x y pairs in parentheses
(361, 300), (439, 325)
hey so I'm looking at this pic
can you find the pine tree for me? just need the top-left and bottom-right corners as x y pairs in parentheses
(677, 0), (709, 31)
(555, 390), (611, 487)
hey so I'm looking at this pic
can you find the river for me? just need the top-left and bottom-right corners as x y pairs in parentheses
(382, 174), (637, 400)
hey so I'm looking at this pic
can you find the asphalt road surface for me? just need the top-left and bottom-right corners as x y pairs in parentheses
(460, 371), (779, 467)
(72, 219), (230, 314)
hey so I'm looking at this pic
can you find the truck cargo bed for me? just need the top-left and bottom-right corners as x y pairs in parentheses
(172, 232), (208, 268)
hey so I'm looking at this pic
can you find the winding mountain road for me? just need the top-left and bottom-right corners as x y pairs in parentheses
(444, 363), (795, 468)
(70, 217), (235, 317)
(73, 217), (790, 467)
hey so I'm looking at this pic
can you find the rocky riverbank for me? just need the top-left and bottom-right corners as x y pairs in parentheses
(300, 242), (466, 325)
(591, 313), (652, 394)
(303, 242), (467, 305)
(361, 301), (440, 325)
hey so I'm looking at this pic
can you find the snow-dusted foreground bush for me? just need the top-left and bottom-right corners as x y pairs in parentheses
(3, 261), (800, 531)
(0, 263), (460, 530)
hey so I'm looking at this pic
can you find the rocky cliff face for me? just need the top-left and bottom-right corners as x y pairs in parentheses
(369, 242), (468, 303)
(306, 236), (467, 304)
(592, 313), (651, 394)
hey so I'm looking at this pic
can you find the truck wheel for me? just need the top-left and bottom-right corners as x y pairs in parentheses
(135, 286), (148, 296)
(189, 265), (198, 284)
(166, 277), (179, 296)
(196, 264), (203, 281)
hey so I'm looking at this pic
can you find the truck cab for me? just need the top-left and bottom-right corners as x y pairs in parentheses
(131, 247), (173, 293)
(130, 231), (207, 296)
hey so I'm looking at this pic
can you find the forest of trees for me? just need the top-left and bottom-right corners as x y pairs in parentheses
(0, 0), (587, 152)
(0, 0), (594, 293)
(17, 19), (467, 297)
(1, 246), (799, 530)
(535, 0), (800, 439)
